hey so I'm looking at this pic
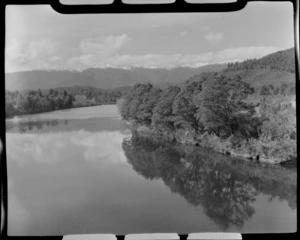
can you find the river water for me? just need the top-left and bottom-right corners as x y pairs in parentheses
(5, 105), (297, 236)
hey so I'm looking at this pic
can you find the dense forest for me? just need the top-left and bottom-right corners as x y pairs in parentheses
(225, 48), (295, 73)
(5, 85), (131, 118)
(119, 68), (296, 163)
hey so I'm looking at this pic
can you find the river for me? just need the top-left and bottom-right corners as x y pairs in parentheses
(5, 105), (297, 236)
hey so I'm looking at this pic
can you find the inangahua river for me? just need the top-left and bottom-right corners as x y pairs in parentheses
(5, 105), (296, 235)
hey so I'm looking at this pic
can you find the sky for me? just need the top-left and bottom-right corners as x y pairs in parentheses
(5, 1), (295, 73)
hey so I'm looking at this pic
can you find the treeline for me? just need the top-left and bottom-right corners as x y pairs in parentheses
(120, 73), (260, 140)
(225, 48), (295, 73)
(5, 85), (131, 118)
(256, 82), (295, 96)
(119, 72), (296, 163)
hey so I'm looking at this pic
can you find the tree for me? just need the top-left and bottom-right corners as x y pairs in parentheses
(280, 83), (288, 95)
(195, 74), (257, 139)
(172, 81), (202, 131)
(5, 102), (17, 117)
(15, 93), (28, 113)
(152, 85), (181, 132)
(73, 95), (88, 107)
(120, 83), (154, 122)
(136, 87), (162, 125)
(260, 85), (271, 95)
(5, 86), (131, 118)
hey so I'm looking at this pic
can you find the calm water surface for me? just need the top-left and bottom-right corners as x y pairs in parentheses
(6, 105), (297, 235)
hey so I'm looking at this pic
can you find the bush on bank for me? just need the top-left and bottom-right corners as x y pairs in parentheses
(119, 73), (296, 164)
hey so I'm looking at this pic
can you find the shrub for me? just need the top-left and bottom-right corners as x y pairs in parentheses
(198, 132), (232, 153)
(245, 136), (297, 161)
(268, 138), (296, 160)
(174, 128), (196, 144)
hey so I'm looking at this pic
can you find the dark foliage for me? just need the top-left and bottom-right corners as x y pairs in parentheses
(120, 83), (162, 125)
(120, 72), (260, 141)
(226, 48), (295, 73)
(194, 74), (258, 139)
(119, 62), (296, 161)
(258, 82), (295, 96)
(5, 85), (131, 118)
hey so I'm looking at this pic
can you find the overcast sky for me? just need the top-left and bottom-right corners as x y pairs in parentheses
(5, 1), (294, 72)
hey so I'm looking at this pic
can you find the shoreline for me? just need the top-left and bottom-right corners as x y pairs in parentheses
(126, 121), (296, 167)
(5, 103), (117, 120)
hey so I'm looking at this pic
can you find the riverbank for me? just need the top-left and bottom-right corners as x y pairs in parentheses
(5, 105), (121, 123)
(5, 103), (118, 119)
(127, 121), (297, 166)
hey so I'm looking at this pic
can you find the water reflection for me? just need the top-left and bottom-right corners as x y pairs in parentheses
(6, 106), (297, 234)
(6, 130), (130, 166)
(6, 117), (126, 133)
(122, 133), (297, 231)
(7, 179), (31, 235)
(6, 119), (60, 132)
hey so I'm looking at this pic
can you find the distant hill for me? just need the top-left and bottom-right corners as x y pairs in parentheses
(187, 48), (296, 88)
(5, 64), (227, 91)
(259, 47), (295, 73)
(225, 48), (295, 73)
(222, 68), (295, 88)
(5, 48), (296, 91)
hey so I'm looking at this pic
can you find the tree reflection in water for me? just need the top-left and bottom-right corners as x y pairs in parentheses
(122, 133), (296, 231)
(6, 119), (62, 133)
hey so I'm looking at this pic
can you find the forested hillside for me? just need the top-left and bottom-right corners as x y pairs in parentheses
(119, 48), (296, 164)
(225, 48), (295, 73)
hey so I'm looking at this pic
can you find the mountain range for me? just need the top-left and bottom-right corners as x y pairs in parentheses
(5, 48), (295, 91)
(5, 64), (226, 91)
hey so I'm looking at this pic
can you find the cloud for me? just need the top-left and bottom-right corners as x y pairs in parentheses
(79, 34), (129, 55)
(202, 25), (211, 31)
(106, 53), (211, 68)
(70, 131), (129, 164)
(49, 56), (62, 61)
(68, 34), (130, 67)
(5, 38), (61, 72)
(137, 13), (206, 28)
(205, 32), (224, 45)
(214, 46), (279, 62)
(6, 38), (59, 60)
(76, 46), (277, 69)
(6, 40), (279, 71)
(180, 31), (187, 37)
(27, 39), (59, 58)
(5, 35), (130, 72)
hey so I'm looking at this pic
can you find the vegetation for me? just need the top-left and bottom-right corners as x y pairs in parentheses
(119, 68), (296, 163)
(225, 48), (295, 73)
(6, 47), (297, 163)
(5, 85), (131, 118)
(123, 133), (296, 230)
